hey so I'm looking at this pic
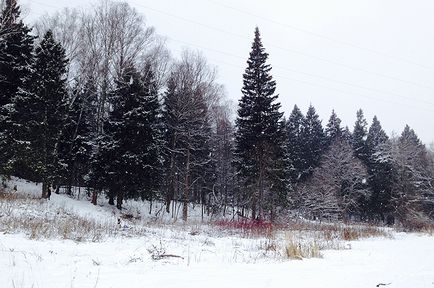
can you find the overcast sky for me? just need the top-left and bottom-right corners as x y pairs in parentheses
(21, 0), (434, 144)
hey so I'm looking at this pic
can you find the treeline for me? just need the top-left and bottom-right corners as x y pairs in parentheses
(0, 1), (433, 227)
(0, 0), (229, 222)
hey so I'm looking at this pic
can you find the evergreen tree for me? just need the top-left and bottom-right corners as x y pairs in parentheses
(365, 116), (393, 221)
(352, 109), (368, 160)
(286, 105), (305, 183)
(325, 109), (343, 145)
(300, 105), (326, 178)
(366, 116), (389, 158)
(234, 27), (288, 220)
(56, 80), (96, 195)
(104, 63), (164, 209)
(0, 0), (34, 176)
(342, 125), (353, 144)
(13, 30), (68, 198)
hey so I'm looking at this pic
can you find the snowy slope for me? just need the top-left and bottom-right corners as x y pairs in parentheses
(1, 178), (433, 288)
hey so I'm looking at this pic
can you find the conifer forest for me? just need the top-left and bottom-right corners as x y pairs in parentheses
(1, 0), (434, 230)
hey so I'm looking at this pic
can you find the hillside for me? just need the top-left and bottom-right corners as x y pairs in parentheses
(1, 178), (433, 288)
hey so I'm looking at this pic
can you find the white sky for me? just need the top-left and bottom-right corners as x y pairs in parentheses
(21, 0), (434, 144)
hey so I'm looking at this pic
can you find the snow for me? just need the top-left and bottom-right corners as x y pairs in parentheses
(1, 232), (433, 288)
(1, 178), (434, 288)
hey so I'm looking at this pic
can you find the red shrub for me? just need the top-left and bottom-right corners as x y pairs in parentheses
(213, 219), (274, 237)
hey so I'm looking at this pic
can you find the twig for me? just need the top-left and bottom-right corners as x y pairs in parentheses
(376, 283), (391, 287)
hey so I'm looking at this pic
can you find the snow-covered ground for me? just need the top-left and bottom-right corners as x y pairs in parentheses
(1, 178), (433, 288)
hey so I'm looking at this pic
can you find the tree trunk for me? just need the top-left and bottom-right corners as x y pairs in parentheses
(251, 188), (257, 220)
(42, 180), (49, 199)
(166, 135), (177, 213)
(116, 193), (123, 210)
(91, 190), (98, 205)
(183, 149), (190, 222)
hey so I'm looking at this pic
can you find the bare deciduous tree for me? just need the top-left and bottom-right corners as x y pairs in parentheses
(299, 139), (370, 221)
(164, 50), (224, 221)
(34, 0), (165, 134)
(375, 131), (434, 226)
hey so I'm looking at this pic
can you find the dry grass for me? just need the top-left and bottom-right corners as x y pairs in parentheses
(0, 195), (147, 242)
(284, 237), (322, 260)
(399, 217), (434, 234)
(232, 219), (393, 260)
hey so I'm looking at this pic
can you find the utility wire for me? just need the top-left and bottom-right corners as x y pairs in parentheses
(131, 1), (434, 91)
(168, 36), (434, 108)
(171, 46), (434, 115)
(205, 0), (434, 72)
(31, 0), (434, 91)
(28, 0), (434, 111)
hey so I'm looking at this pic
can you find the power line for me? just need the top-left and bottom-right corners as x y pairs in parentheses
(26, 0), (434, 111)
(131, 1), (434, 91)
(168, 36), (434, 108)
(26, 0), (61, 10)
(204, 0), (434, 72)
(190, 53), (434, 114)
(30, 0), (434, 90)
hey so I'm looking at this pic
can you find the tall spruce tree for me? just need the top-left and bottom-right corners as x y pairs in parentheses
(352, 109), (368, 161)
(103, 63), (164, 209)
(13, 30), (68, 198)
(301, 105), (326, 178)
(234, 27), (288, 220)
(286, 105), (305, 183)
(365, 116), (393, 221)
(0, 0), (34, 177)
(325, 109), (343, 144)
(342, 125), (353, 144)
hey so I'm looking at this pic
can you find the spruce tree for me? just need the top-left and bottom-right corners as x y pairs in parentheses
(365, 116), (393, 220)
(325, 109), (343, 144)
(301, 105), (326, 178)
(0, 0), (34, 176)
(352, 109), (368, 161)
(104, 63), (164, 209)
(342, 126), (353, 144)
(13, 30), (68, 198)
(234, 27), (288, 220)
(286, 105), (305, 183)
(366, 116), (389, 157)
(56, 80), (96, 195)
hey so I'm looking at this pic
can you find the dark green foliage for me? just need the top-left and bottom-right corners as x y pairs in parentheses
(286, 105), (305, 183)
(352, 109), (368, 161)
(234, 27), (289, 220)
(0, 0), (35, 176)
(325, 109), (343, 144)
(300, 105), (326, 178)
(342, 126), (353, 144)
(101, 63), (164, 208)
(13, 30), (68, 197)
(56, 79), (97, 194)
(365, 116), (393, 220)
